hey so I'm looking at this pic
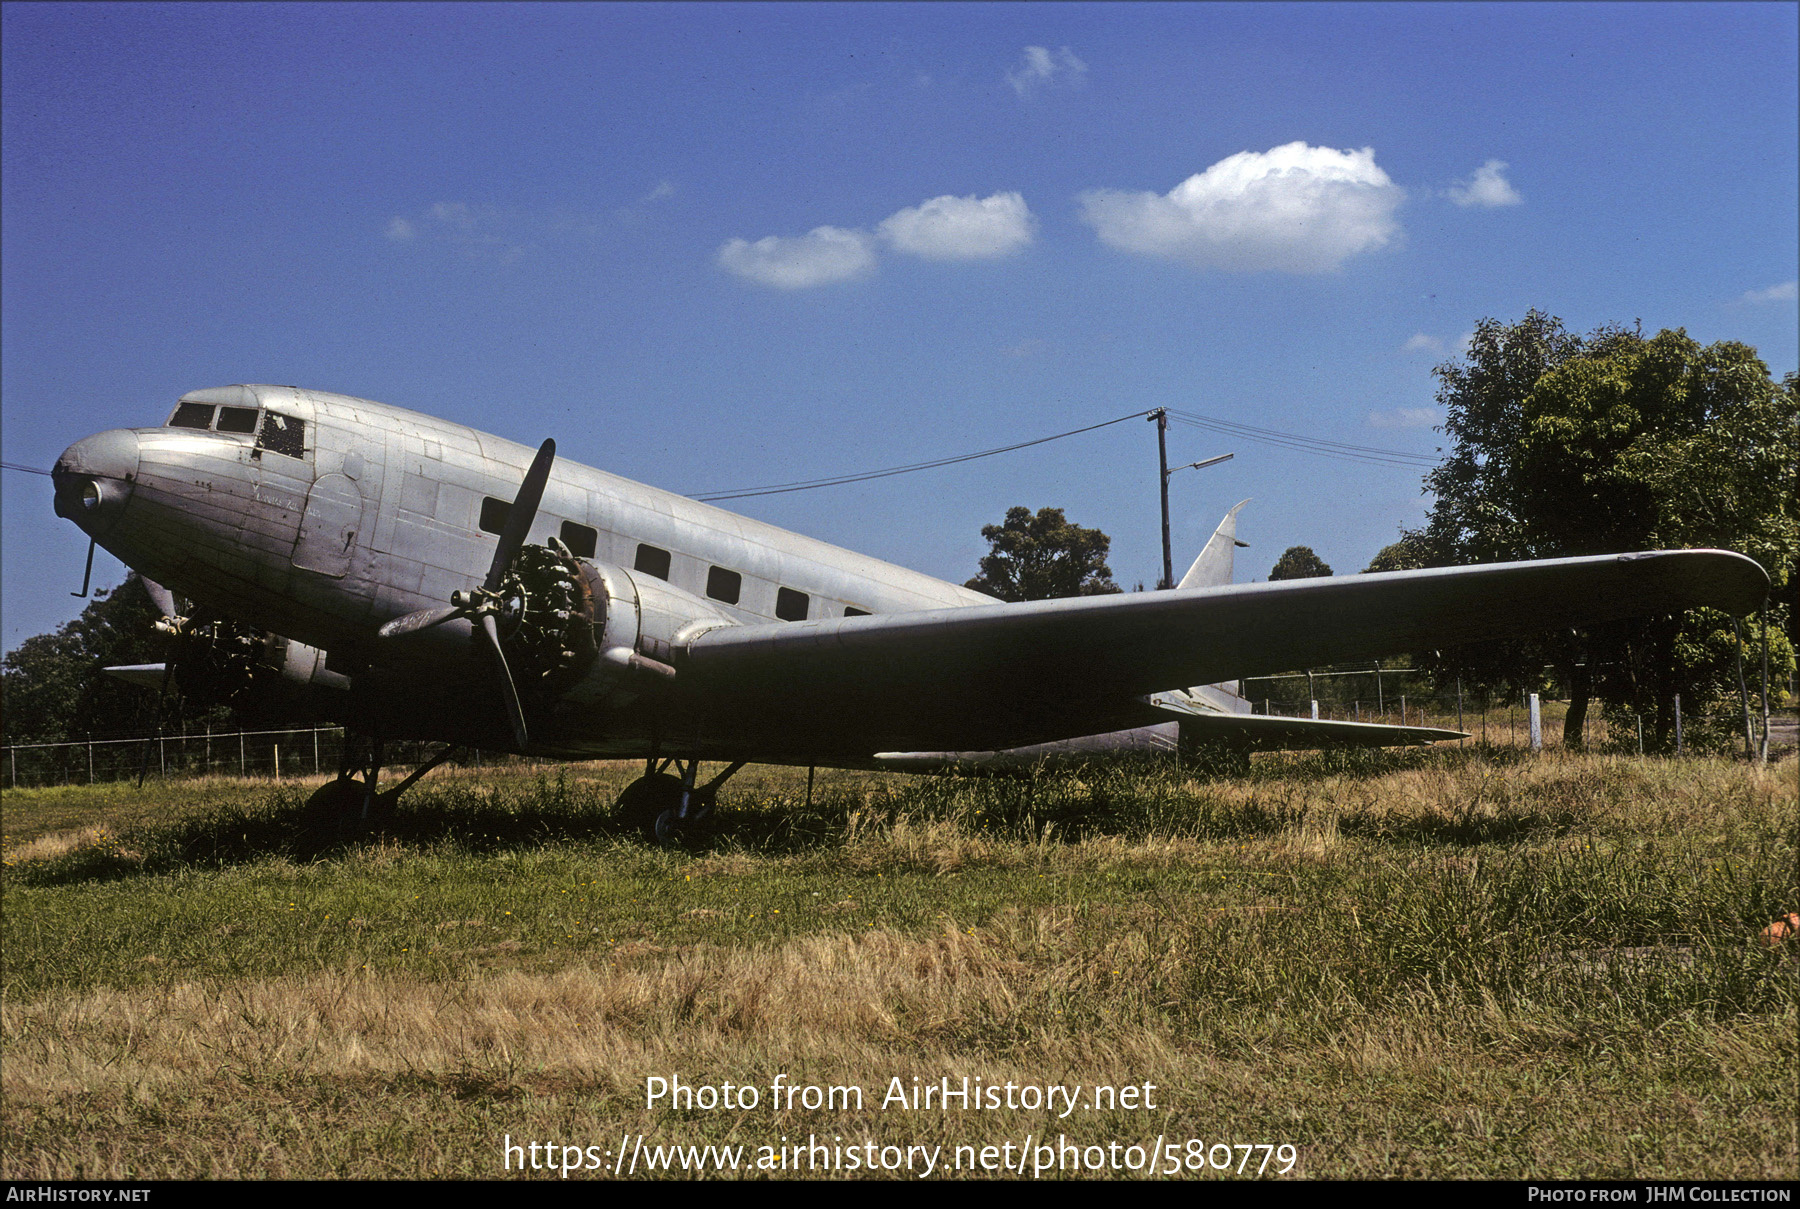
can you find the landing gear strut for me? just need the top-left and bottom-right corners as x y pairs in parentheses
(617, 759), (746, 844)
(304, 730), (460, 831)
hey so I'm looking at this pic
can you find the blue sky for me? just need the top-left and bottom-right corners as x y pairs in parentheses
(5, 2), (1796, 651)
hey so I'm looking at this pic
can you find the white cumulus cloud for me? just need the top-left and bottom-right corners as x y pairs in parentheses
(1006, 45), (1086, 96)
(1739, 280), (1798, 304)
(1403, 333), (1443, 353)
(878, 192), (1035, 260)
(384, 217), (415, 241)
(1446, 159), (1521, 207)
(716, 226), (876, 289)
(1079, 142), (1405, 274)
(1367, 407), (1443, 430)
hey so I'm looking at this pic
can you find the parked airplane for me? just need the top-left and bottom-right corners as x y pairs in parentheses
(51, 384), (1768, 838)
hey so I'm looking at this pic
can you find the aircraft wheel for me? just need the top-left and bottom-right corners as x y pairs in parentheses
(617, 773), (683, 842)
(617, 774), (714, 845)
(301, 776), (397, 835)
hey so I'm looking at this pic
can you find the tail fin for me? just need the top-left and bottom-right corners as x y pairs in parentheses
(1177, 499), (1250, 590)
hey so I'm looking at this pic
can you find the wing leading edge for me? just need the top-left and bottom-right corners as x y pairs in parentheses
(679, 549), (1767, 759)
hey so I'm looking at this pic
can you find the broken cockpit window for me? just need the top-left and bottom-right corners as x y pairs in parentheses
(256, 411), (305, 459)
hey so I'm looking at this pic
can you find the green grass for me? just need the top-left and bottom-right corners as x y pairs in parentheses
(3, 750), (1795, 1179)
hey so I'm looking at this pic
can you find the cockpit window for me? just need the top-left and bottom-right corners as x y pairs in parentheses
(216, 406), (259, 434)
(170, 402), (216, 429)
(256, 411), (305, 458)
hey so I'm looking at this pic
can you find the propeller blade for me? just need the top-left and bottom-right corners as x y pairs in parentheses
(103, 663), (170, 690)
(377, 605), (463, 641)
(480, 612), (530, 749)
(141, 577), (177, 620)
(483, 439), (556, 594)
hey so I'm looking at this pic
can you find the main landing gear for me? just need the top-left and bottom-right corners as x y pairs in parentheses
(303, 730), (460, 832)
(616, 758), (747, 845)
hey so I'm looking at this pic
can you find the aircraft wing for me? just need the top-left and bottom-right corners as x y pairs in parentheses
(679, 549), (1767, 759)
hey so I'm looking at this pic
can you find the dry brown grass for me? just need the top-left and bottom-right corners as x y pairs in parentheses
(3, 750), (1794, 1179)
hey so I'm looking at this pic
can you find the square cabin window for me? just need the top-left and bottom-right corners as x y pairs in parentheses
(479, 497), (511, 536)
(706, 566), (741, 605)
(776, 587), (809, 622)
(634, 544), (672, 581)
(559, 521), (597, 560)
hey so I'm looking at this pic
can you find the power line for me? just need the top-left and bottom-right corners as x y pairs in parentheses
(1166, 408), (1439, 467)
(688, 410), (1151, 501)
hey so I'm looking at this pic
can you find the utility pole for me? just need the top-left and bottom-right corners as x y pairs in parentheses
(1150, 410), (1172, 589)
(1149, 409), (1235, 590)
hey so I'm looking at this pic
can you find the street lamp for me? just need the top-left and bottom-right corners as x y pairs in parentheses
(1148, 408), (1234, 589)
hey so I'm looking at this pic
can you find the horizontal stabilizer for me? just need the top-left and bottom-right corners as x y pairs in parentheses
(102, 663), (168, 690)
(1163, 708), (1467, 749)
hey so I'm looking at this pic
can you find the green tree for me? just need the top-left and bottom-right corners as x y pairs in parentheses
(1364, 535), (1429, 574)
(1268, 546), (1333, 581)
(965, 506), (1122, 601)
(1412, 312), (1797, 749)
(1, 575), (164, 744)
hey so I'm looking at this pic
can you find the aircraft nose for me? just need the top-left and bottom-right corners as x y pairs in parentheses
(52, 428), (140, 534)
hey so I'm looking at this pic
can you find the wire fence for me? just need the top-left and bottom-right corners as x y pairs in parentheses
(0, 726), (510, 790)
(1241, 666), (1785, 758)
(6, 689), (1782, 789)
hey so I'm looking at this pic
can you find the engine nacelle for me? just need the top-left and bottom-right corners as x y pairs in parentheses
(154, 616), (348, 705)
(482, 544), (736, 714)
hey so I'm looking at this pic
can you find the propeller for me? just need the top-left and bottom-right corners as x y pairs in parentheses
(376, 439), (556, 749)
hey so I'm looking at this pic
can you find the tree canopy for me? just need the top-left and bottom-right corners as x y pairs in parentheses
(965, 506), (1122, 601)
(1268, 546), (1333, 581)
(1363, 535), (1428, 574)
(1407, 311), (1797, 747)
(1, 575), (165, 744)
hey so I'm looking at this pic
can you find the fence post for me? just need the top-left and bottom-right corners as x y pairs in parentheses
(274, 743), (281, 780)
(88, 735), (94, 784)
(1674, 693), (1683, 755)
(239, 730), (245, 777)
(1527, 694), (1542, 751)
(314, 727), (320, 775)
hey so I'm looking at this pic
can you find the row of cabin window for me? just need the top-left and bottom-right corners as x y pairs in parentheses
(478, 496), (870, 622)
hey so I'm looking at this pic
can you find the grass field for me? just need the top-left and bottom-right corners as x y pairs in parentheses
(3, 747), (1795, 1180)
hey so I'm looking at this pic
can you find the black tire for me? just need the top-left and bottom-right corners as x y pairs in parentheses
(616, 773), (684, 842)
(616, 774), (715, 845)
(300, 776), (396, 839)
